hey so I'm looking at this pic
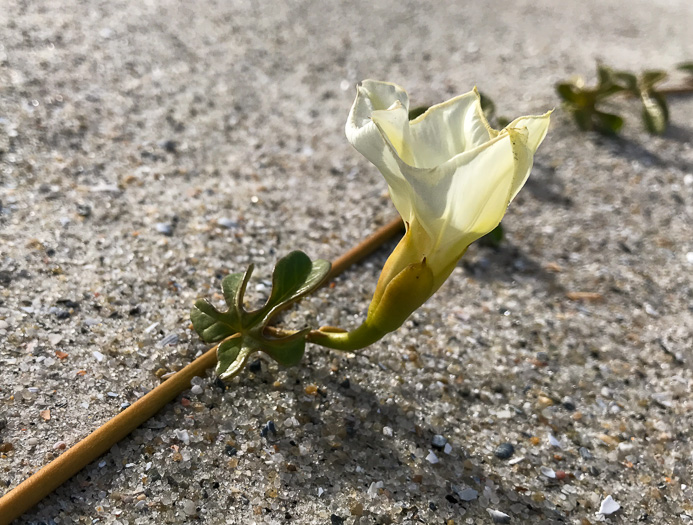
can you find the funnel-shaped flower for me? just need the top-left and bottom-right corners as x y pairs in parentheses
(310, 80), (551, 351)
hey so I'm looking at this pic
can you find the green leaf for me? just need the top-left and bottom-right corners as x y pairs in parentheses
(216, 335), (257, 380)
(677, 61), (693, 74)
(593, 110), (624, 135)
(262, 330), (308, 367)
(641, 91), (669, 135)
(613, 71), (638, 93)
(260, 251), (330, 322)
(221, 270), (246, 309)
(191, 298), (241, 343)
(408, 106), (429, 121)
(640, 70), (667, 91)
(594, 64), (626, 99)
(572, 107), (596, 131)
(596, 63), (615, 87)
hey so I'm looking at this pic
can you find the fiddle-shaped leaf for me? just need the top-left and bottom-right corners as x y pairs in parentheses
(191, 265), (252, 343)
(262, 251), (331, 323)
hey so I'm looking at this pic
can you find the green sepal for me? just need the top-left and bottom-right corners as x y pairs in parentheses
(479, 223), (504, 248)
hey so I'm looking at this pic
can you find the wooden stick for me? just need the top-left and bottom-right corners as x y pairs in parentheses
(0, 216), (404, 524)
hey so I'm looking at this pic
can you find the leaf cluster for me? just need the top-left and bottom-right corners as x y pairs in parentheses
(190, 251), (330, 380)
(555, 62), (693, 135)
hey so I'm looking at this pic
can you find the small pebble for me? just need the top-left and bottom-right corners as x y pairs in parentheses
(157, 333), (179, 347)
(599, 495), (621, 515)
(53, 441), (67, 450)
(175, 429), (190, 445)
(247, 359), (262, 373)
(456, 486), (478, 501)
(443, 443), (452, 455)
(562, 398), (576, 411)
(495, 442), (515, 459)
(579, 447), (593, 460)
(548, 433), (562, 448)
(383, 426), (393, 437)
(431, 434), (447, 450)
(155, 222), (174, 236)
(217, 217), (239, 229)
(261, 420), (277, 437)
(488, 509), (511, 524)
(191, 385), (203, 395)
(540, 466), (555, 478)
(426, 450), (439, 464)
(535, 351), (549, 363)
(161, 139), (177, 153)
(181, 498), (196, 516)
(76, 204), (91, 217)
(93, 351), (104, 362)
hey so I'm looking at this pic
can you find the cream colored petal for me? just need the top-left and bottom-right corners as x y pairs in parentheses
(345, 83), (414, 223)
(503, 111), (552, 202)
(349, 80), (409, 129)
(371, 101), (415, 165)
(407, 89), (497, 169)
(390, 127), (534, 274)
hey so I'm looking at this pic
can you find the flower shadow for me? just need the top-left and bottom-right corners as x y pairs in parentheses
(277, 354), (569, 523)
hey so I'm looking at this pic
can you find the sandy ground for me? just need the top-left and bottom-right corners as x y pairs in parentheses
(1, 1), (693, 524)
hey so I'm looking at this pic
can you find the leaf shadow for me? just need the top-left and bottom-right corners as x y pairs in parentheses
(523, 160), (572, 208)
(598, 133), (693, 175)
(276, 355), (570, 524)
(461, 241), (565, 298)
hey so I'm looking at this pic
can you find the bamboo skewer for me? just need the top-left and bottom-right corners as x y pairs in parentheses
(0, 217), (404, 524)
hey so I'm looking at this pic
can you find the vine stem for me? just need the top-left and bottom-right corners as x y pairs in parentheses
(0, 216), (404, 524)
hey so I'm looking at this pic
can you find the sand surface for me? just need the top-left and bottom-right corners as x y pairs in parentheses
(1, 1), (693, 523)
